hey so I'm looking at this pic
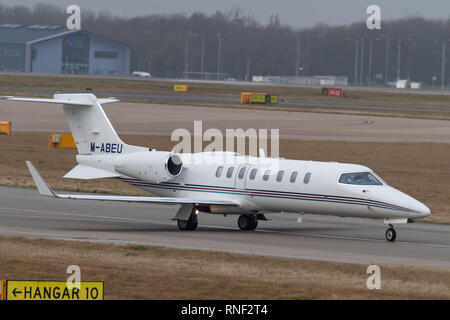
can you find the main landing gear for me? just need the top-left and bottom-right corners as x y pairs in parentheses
(177, 208), (198, 231)
(238, 214), (258, 231)
(385, 224), (397, 242)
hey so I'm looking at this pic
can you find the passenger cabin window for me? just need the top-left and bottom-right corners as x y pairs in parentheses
(249, 168), (257, 180)
(226, 167), (235, 178)
(238, 167), (246, 179)
(276, 170), (284, 182)
(216, 166), (224, 178)
(290, 171), (298, 183)
(303, 172), (311, 184)
(339, 172), (382, 185)
(263, 169), (271, 181)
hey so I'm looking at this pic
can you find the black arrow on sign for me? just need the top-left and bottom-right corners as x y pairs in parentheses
(12, 288), (22, 297)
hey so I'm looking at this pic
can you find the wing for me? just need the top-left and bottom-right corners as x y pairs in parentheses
(25, 161), (238, 207)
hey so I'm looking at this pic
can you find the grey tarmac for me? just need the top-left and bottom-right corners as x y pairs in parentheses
(1, 100), (450, 143)
(0, 187), (449, 269)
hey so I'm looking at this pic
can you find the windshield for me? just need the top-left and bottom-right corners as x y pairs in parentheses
(339, 172), (382, 185)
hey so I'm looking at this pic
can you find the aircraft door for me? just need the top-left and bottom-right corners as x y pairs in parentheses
(235, 164), (250, 190)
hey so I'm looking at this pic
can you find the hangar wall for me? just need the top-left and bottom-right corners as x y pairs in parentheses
(0, 44), (24, 72)
(88, 35), (127, 75)
(0, 25), (131, 75)
(31, 37), (63, 74)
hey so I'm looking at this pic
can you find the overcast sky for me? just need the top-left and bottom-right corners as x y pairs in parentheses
(2, 0), (450, 28)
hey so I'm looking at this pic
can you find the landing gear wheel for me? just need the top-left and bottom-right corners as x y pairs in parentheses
(385, 226), (396, 242)
(177, 213), (198, 231)
(247, 215), (258, 230)
(238, 214), (258, 231)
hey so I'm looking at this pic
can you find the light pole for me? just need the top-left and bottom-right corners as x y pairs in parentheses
(295, 35), (301, 77)
(184, 31), (205, 79)
(200, 34), (205, 79)
(435, 39), (450, 91)
(441, 40), (449, 91)
(397, 38), (411, 80)
(368, 37), (384, 87)
(217, 33), (222, 80)
(305, 33), (324, 76)
(359, 38), (364, 86)
(345, 37), (358, 86)
(145, 30), (153, 76)
(245, 59), (250, 81)
(184, 31), (192, 78)
(383, 34), (390, 84)
(368, 39), (374, 87)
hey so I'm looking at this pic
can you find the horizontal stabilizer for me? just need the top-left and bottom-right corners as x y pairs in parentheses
(4, 96), (92, 106)
(64, 164), (120, 179)
(4, 95), (119, 106)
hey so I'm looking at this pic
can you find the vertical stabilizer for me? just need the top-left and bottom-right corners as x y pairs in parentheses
(5, 93), (148, 155)
(56, 93), (146, 155)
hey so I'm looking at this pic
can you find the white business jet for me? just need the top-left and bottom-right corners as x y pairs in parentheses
(5, 94), (430, 241)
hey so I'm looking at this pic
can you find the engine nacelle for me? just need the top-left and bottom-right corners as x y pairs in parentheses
(114, 151), (183, 183)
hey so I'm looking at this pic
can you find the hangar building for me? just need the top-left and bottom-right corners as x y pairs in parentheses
(0, 24), (131, 75)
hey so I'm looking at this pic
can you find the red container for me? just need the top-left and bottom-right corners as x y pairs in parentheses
(328, 88), (343, 97)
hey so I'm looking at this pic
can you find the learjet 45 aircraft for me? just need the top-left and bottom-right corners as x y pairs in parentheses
(5, 94), (430, 241)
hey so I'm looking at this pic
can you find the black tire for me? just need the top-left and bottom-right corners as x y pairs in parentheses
(189, 215), (198, 230)
(247, 215), (258, 230)
(385, 227), (396, 242)
(177, 214), (198, 231)
(238, 214), (258, 231)
(238, 215), (249, 230)
(177, 219), (188, 230)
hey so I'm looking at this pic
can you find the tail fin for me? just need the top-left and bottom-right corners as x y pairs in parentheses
(6, 93), (147, 155)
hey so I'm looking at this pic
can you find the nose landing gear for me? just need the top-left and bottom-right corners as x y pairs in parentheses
(385, 224), (397, 242)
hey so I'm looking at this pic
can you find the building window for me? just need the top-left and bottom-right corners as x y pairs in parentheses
(62, 34), (89, 74)
(2, 49), (20, 56)
(94, 51), (118, 59)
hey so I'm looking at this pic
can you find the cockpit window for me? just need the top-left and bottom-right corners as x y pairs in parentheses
(339, 172), (382, 185)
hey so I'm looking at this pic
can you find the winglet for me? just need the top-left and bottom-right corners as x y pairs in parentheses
(25, 161), (58, 198)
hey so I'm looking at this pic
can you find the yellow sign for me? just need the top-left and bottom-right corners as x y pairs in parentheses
(270, 95), (278, 104)
(0, 121), (11, 135)
(174, 84), (188, 92)
(2, 280), (104, 300)
(48, 133), (77, 149)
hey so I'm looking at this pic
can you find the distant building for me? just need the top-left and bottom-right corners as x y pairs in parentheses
(252, 75), (348, 86)
(0, 24), (131, 75)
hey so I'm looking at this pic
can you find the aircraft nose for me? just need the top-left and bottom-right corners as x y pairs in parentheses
(409, 199), (431, 218)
